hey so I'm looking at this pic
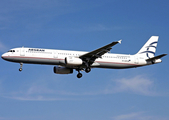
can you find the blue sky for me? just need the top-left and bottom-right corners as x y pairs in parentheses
(0, 0), (169, 120)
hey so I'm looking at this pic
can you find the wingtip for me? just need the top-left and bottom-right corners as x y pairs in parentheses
(163, 54), (167, 56)
(118, 39), (122, 44)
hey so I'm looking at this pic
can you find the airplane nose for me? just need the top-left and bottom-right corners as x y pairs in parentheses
(1, 53), (7, 60)
(1, 54), (5, 59)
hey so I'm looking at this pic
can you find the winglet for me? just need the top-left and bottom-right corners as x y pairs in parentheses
(118, 40), (122, 44)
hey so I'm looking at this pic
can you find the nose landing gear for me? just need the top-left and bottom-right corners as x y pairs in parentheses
(19, 63), (23, 71)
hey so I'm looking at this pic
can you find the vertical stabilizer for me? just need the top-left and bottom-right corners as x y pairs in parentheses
(136, 36), (159, 58)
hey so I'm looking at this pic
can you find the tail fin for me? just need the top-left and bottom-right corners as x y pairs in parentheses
(136, 36), (159, 58)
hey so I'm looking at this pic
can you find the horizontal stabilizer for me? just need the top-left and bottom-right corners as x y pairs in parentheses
(146, 54), (167, 61)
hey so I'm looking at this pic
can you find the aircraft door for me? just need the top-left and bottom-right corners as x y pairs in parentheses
(135, 56), (139, 64)
(20, 47), (25, 56)
(53, 51), (58, 58)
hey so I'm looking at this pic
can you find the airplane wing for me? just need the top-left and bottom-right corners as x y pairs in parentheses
(79, 40), (122, 65)
(146, 54), (167, 61)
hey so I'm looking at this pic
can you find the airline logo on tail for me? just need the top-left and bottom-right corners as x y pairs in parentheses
(137, 36), (158, 58)
(140, 41), (158, 58)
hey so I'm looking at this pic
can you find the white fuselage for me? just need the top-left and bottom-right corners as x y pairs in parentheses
(1, 47), (156, 69)
(1, 36), (166, 78)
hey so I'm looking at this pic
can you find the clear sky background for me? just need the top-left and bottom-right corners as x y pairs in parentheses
(0, 0), (169, 120)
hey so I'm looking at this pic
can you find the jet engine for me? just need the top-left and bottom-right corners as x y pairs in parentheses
(53, 66), (73, 74)
(65, 56), (83, 65)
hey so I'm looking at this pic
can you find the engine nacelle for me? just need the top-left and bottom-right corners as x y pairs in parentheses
(65, 56), (83, 65)
(53, 66), (73, 74)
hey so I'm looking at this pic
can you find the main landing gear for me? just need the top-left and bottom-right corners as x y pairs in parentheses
(76, 67), (91, 78)
(19, 63), (23, 71)
(77, 72), (82, 78)
(85, 67), (91, 73)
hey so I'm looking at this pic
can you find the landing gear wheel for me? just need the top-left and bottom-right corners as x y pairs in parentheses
(85, 67), (91, 73)
(19, 68), (22, 71)
(77, 73), (82, 78)
(19, 63), (23, 72)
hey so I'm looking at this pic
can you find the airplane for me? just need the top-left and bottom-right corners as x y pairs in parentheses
(1, 36), (167, 78)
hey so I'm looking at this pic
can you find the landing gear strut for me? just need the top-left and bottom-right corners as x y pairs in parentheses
(19, 63), (23, 71)
(76, 69), (83, 78)
(83, 61), (91, 73)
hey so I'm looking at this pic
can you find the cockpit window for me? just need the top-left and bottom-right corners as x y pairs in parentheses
(8, 50), (12, 52)
(8, 50), (15, 52)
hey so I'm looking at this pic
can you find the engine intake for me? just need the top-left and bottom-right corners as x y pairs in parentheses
(53, 66), (73, 74)
(65, 56), (83, 65)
